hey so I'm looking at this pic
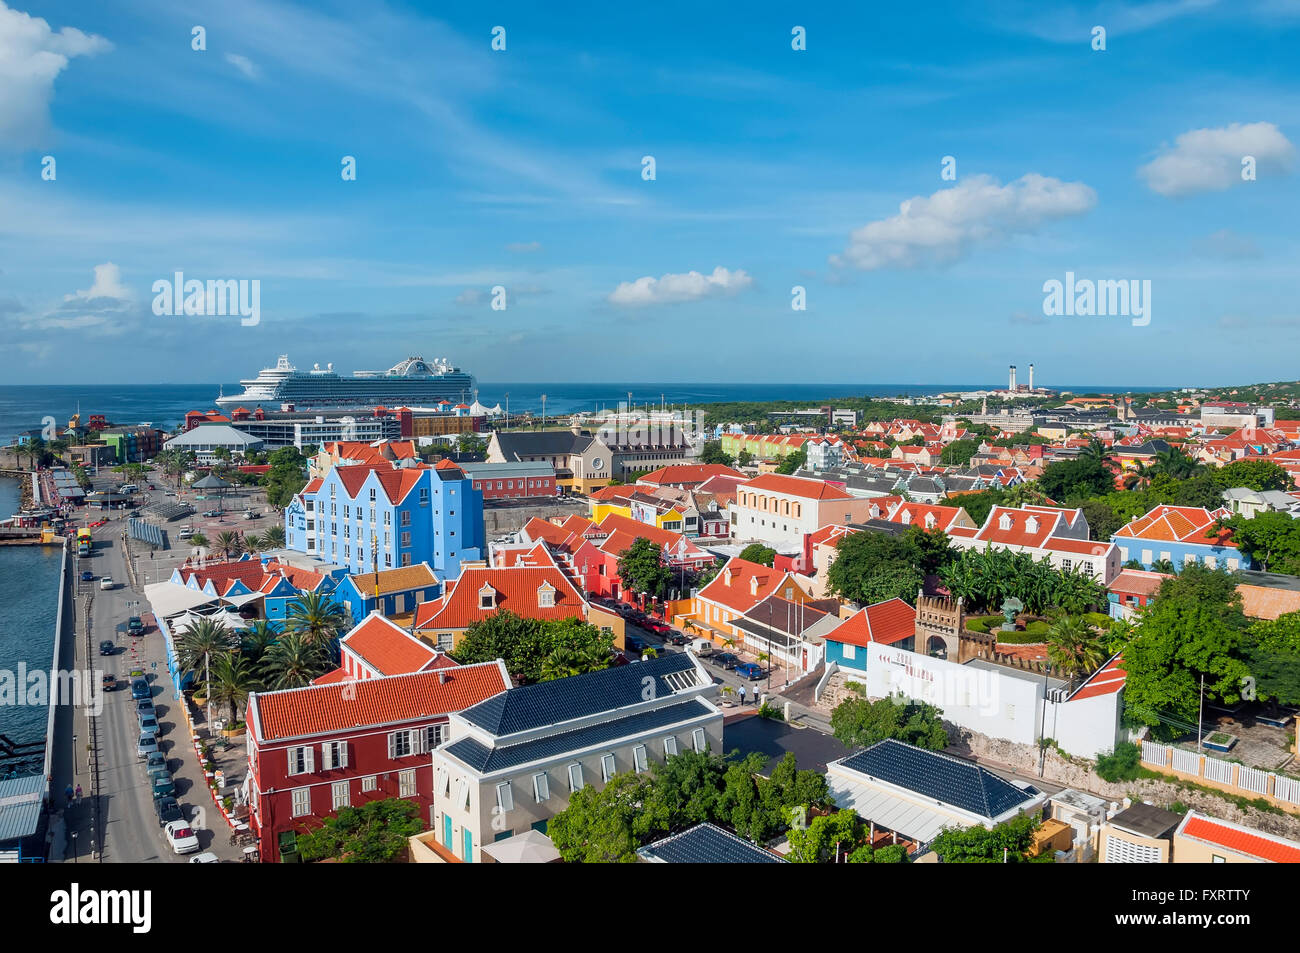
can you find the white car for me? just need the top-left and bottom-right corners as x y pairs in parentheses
(99, 576), (113, 590)
(165, 820), (200, 855)
(189, 851), (220, 864)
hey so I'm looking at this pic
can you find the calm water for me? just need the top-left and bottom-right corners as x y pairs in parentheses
(0, 381), (1172, 444)
(0, 477), (62, 760)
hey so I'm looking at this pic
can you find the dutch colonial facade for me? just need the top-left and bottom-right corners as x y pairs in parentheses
(246, 662), (510, 863)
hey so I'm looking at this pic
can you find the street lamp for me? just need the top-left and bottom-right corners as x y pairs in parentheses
(72, 733), (77, 778)
(71, 830), (78, 863)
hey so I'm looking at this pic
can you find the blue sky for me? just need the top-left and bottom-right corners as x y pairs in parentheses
(0, 0), (1298, 388)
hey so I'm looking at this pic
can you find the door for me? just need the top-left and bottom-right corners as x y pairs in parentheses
(443, 813), (452, 849)
(462, 826), (473, 863)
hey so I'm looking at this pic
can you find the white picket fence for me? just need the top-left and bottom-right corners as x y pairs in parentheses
(1139, 741), (1300, 807)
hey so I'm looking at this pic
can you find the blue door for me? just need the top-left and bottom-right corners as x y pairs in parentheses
(443, 814), (453, 849)
(463, 827), (473, 863)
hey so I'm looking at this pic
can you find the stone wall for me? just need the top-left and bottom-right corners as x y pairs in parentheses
(482, 500), (588, 537)
(948, 724), (1300, 843)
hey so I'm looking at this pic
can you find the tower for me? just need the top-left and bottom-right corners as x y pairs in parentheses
(1028, 364), (1034, 392)
(1009, 365), (1017, 392)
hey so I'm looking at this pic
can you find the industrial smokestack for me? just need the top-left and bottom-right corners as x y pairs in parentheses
(1029, 364), (1034, 392)
(1009, 365), (1017, 392)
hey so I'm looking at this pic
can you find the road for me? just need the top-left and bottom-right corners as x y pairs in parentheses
(68, 485), (243, 864)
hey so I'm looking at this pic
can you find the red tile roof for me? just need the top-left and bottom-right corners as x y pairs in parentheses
(697, 557), (793, 613)
(413, 565), (587, 631)
(824, 598), (916, 647)
(639, 463), (746, 486)
(1113, 505), (1236, 547)
(342, 613), (439, 676)
(1068, 654), (1126, 700)
(741, 474), (852, 501)
(1178, 814), (1300, 863)
(251, 662), (509, 742)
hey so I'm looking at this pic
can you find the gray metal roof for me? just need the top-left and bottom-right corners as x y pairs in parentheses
(0, 774), (45, 844)
(638, 822), (783, 863)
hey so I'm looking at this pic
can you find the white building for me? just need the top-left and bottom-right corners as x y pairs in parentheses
(947, 504), (1121, 585)
(162, 424), (265, 464)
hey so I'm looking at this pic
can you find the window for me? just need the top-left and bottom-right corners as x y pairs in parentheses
(399, 769), (417, 798)
(435, 767), (449, 796)
(568, 762), (585, 792)
(495, 781), (514, 813)
(601, 753), (616, 782)
(401, 511), (410, 526)
(388, 730), (413, 759)
(291, 787), (311, 817)
(479, 586), (496, 609)
(538, 586), (555, 608)
(426, 723), (447, 749)
(663, 736), (678, 758)
(1061, 558), (1072, 573)
(842, 644), (855, 660)
(287, 745), (314, 776)
(633, 744), (649, 773)
(361, 776), (377, 793)
(401, 531), (410, 547)
(369, 489), (376, 501)
(456, 777), (470, 808)
(1081, 561), (1094, 577)
(344, 506), (350, 519)
(321, 741), (348, 770)
(419, 488), (429, 504)
(437, 632), (453, 651)
(331, 781), (350, 811)
(533, 772), (550, 803)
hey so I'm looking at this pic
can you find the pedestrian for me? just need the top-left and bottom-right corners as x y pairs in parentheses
(64, 783), (73, 807)
(75, 783), (83, 802)
(738, 685), (746, 705)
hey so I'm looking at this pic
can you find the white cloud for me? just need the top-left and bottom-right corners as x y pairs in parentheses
(1139, 122), (1295, 196)
(31, 262), (135, 333)
(0, 1), (111, 148)
(831, 174), (1097, 271)
(608, 266), (753, 307)
(505, 241), (542, 253)
(67, 262), (130, 302)
(224, 52), (261, 81)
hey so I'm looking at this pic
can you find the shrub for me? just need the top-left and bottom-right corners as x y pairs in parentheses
(1095, 742), (1141, 782)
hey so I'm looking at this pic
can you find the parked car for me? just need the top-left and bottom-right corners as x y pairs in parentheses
(130, 678), (150, 700)
(665, 632), (692, 646)
(80, 570), (94, 582)
(136, 733), (159, 759)
(128, 617), (144, 636)
(99, 576), (113, 590)
(177, 527), (193, 539)
(735, 662), (765, 680)
(645, 621), (674, 636)
(151, 774), (177, 800)
(189, 852), (220, 864)
(243, 510), (257, 520)
(164, 820), (200, 854)
(688, 638), (716, 656)
(154, 795), (183, 827)
(145, 751), (167, 773)
(135, 697), (155, 718)
(98, 640), (115, 656)
(624, 633), (650, 653)
(710, 652), (739, 670)
(202, 510), (221, 518)
(138, 714), (160, 735)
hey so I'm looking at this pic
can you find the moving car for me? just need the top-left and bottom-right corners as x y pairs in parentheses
(709, 652), (739, 670)
(99, 576), (113, 590)
(130, 678), (150, 700)
(102, 673), (117, 692)
(164, 820), (200, 855)
(154, 796), (183, 828)
(735, 662), (765, 680)
(98, 640), (115, 656)
(177, 527), (193, 539)
(128, 617), (144, 636)
(136, 733), (159, 759)
(243, 510), (257, 519)
(80, 570), (94, 582)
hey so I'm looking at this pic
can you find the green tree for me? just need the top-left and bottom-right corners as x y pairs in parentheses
(939, 439), (980, 467)
(775, 448), (807, 475)
(830, 695), (948, 751)
(1218, 512), (1300, 574)
(928, 813), (1045, 863)
(295, 798), (425, 863)
(618, 536), (674, 600)
(261, 631), (332, 688)
(738, 543), (777, 567)
(1045, 616), (1108, 687)
(548, 772), (649, 863)
(1244, 611), (1300, 708)
(262, 524), (286, 548)
(737, 449), (754, 468)
(1210, 459), (1292, 492)
(1121, 565), (1252, 737)
(452, 612), (612, 683)
(239, 620), (280, 664)
(264, 446), (310, 509)
(285, 591), (348, 650)
(204, 652), (261, 723)
(1037, 456), (1114, 502)
(699, 441), (734, 467)
(177, 617), (237, 680)
(826, 531), (926, 606)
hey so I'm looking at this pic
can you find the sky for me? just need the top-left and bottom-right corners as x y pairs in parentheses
(0, 0), (1298, 388)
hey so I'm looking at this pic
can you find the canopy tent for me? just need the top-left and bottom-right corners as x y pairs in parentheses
(144, 582), (225, 619)
(478, 829), (562, 864)
(191, 473), (233, 490)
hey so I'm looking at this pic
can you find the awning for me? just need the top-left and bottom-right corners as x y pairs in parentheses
(144, 582), (224, 619)
(827, 776), (959, 845)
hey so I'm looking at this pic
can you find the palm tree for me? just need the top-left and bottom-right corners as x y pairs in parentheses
(215, 530), (241, 559)
(260, 632), (329, 689)
(1153, 447), (1199, 481)
(189, 531), (208, 552)
(239, 619), (280, 664)
(540, 644), (585, 682)
(204, 653), (261, 723)
(1080, 438), (1108, 465)
(177, 616), (237, 680)
(243, 532), (264, 552)
(285, 591), (348, 650)
(1150, 558), (1176, 574)
(262, 524), (286, 548)
(1046, 616), (1107, 688)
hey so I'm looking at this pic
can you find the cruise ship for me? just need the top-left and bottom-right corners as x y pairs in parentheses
(215, 355), (476, 410)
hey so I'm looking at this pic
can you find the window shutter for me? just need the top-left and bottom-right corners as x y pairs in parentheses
(533, 772), (549, 803)
(320, 744), (332, 771)
(387, 733), (397, 759)
(304, 746), (315, 774)
(496, 781), (514, 813)
(568, 762), (584, 792)
(436, 767), (447, 796)
(338, 742), (348, 769)
(692, 728), (706, 753)
(601, 753), (615, 782)
(663, 736), (678, 758)
(288, 748), (296, 774)
(634, 744), (648, 773)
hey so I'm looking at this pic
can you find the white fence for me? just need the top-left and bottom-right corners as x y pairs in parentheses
(1139, 742), (1300, 808)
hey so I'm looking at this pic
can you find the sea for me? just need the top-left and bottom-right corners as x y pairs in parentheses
(0, 381), (1172, 446)
(0, 476), (62, 762)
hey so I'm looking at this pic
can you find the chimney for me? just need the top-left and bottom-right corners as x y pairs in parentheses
(438, 671), (447, 685)
(1009, 365), (1017, 392)
(1028, 364), (1034, 391)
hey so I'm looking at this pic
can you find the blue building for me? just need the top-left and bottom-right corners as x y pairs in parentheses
(1112, 505), (1251, 572)
(286, 460), (484, 578)
(333, 563), (442, 622)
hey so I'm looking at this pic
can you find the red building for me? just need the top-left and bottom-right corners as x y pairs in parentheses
(571, 513), (715, 601)
(245, 662), (509, 862)
(461, 462), (558, 500)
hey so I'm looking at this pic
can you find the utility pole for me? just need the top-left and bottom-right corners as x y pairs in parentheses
(1197, 672), (1205, 749)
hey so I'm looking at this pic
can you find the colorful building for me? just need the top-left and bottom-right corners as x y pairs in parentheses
(1111, 505), (1246, 572)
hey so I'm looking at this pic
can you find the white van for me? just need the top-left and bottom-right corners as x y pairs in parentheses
(178, 527), (194, 539)
(687, 638), (716, 657)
